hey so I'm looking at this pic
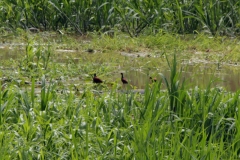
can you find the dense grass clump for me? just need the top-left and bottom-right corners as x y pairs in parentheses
(1, 0), (240, 36)
(1, 49), (240, 159)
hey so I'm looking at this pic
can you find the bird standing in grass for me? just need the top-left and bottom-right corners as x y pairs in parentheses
(93, 73), (103, 83)
(149, 77), (157, 82)
(121, 73), (128, 84)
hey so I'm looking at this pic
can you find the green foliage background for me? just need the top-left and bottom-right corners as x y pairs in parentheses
(1, 0), (240, 36)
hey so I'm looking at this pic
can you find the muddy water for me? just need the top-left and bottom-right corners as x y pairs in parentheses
(1, 43), (240, 92)
(120, 63), (240, 92)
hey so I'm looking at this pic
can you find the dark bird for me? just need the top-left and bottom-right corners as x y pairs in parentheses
(150, 77), (157, 82)
(121, 73), (128, 84)
(93, 73), (103, 83)
(87, 48), (94, 53)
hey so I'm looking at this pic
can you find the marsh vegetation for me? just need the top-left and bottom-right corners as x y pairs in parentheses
(1, 0), (240, 159)
(0, 33), (240, 159)
(1, 0), (240, 36)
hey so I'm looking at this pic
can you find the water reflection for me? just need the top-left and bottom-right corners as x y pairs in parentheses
(121, 63), (240, 92)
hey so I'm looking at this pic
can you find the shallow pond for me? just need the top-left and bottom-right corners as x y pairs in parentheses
(111, 63), (240, 92)
(1, 43), (240, 92)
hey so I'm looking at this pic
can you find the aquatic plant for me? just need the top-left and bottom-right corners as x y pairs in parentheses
(0, 48), (240, 159)
(0, 0), (240, 35)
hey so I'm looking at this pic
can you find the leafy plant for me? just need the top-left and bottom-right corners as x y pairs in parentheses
(1, 0), (240, 35)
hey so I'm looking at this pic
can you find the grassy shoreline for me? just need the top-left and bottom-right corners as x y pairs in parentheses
(0, 32), (240, 159)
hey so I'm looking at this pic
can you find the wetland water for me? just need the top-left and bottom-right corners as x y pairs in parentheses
(123, 64), (240, 92)
(1, 43), (240, 92)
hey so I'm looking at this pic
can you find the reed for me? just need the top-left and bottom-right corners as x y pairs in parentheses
(1, 0), (240, 35)
(0, 51), (239, 158)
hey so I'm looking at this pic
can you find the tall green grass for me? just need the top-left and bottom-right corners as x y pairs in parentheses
(1, 0), (240, 35)
(0, 50), (240, 159)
